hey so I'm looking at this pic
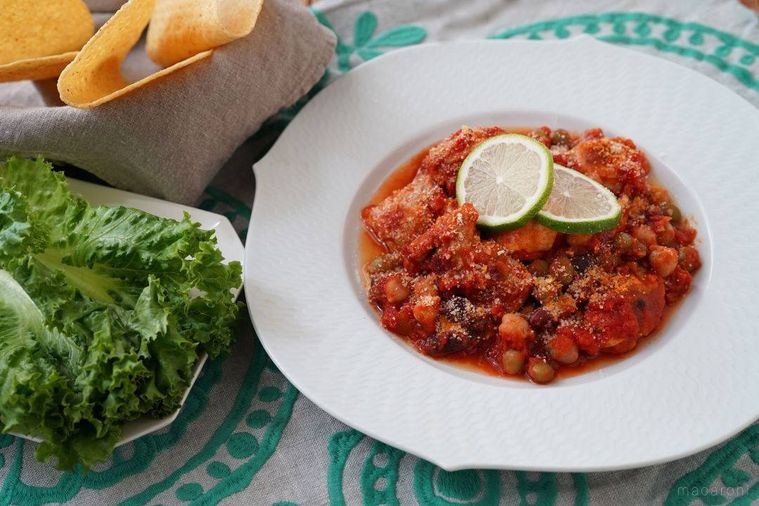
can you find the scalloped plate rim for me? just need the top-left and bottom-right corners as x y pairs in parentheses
(246, 37), (759, 471)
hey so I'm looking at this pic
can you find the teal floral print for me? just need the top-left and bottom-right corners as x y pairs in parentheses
(313, 10), (427, 71)
(1, 8), (758, 506)
(491, 12), (759, 92)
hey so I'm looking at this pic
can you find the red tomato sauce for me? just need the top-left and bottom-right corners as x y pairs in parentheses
(360, 126), (700, 384)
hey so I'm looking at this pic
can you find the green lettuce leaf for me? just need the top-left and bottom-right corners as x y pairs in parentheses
(0, 157), (241, 470)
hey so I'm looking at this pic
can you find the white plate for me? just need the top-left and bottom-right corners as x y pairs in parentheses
(14, 179), (244, 447)
(245, 37), (759, 471)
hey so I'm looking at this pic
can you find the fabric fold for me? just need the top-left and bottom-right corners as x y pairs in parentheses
(0, 0), (336, 204)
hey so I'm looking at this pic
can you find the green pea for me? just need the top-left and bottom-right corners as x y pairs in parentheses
(528, 360), (556, 384)
(669, 205), (682, 223)
(614, 232), (633, 252)
(661, 202), (682, 223)
(550, 255), (575, 286)
(502, 350), (526, 375)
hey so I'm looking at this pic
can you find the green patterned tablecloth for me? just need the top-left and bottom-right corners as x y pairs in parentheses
(1, 0), (758, 504)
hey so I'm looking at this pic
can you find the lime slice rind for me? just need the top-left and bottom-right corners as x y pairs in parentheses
(536, 164), (621, 234)
(456, 134), (554, 231)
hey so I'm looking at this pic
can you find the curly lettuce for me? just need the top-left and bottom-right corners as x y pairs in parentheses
(0, 157), (242, 470)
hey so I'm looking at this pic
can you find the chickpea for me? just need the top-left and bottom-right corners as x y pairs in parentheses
(412, 300), (439, 332)
(367, 257), (384, 274)
(529, 127), (551, 146)
(499, 313), (533, 350)
(366, 253), (400, 274)
(527, 358), (556, 384)
(502, 350), (526, 375)
(656, 222), (676, 246)
(567, 234), (592, 247)
(649, 185), (670, 205)
(547, 335), (579, 364)
(549, 255), (576, 286)
(383, 277), (409, 303)
(499, 313), (531, 339)
(678, 246), (701, 272)
(649, 246), (679, 277)
(631, 239), (648, 258)
(633, 225), (657, 246)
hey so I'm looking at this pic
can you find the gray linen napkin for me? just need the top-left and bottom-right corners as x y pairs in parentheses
(85, 0), (127, 11)
(0, 0), (335, 204)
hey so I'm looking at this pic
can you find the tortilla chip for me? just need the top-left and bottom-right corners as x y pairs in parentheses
(147, 0), (264, 67)
(0, 0), (93, 82)
(0, 53), (78, 83)
(58, 0), (212, 108)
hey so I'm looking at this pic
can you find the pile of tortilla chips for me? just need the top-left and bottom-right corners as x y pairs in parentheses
(0, 0), (264, 108)
(0, 0), (93, 82)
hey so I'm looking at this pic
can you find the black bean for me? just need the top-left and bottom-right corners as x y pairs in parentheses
(528, 308), (553, 330)
(551, 129), (572, 147)
(571, 253), (594, 274)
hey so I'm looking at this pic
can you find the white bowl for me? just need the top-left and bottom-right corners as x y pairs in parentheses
(246, 37), (759, 471)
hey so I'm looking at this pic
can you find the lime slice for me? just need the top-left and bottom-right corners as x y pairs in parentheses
(536, 164), (621, 234)
(456, 134), (554, 231)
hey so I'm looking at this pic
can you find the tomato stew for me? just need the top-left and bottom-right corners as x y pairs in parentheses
(360, 127), (701, 384)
